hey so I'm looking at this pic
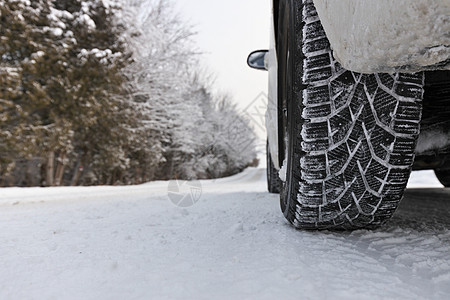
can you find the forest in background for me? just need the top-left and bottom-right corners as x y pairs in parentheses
(0, 0), (257, 187)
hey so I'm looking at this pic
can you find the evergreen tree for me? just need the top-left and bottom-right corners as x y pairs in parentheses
(0, 0), (131, 186)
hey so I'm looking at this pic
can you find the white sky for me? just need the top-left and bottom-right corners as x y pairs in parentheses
(174, 0), (271, 113)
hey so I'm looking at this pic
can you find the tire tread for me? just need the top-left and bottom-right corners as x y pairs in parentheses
(284, 0), (424, 229)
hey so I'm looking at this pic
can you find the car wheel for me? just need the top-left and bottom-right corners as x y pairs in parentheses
(267, 141), (281, 193)
(278, 0), (424, 230)
(434, 169), (450, 187)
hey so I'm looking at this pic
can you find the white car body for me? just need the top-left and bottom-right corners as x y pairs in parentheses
(266, 7), (280, 169)
(267, 0), (450, 169)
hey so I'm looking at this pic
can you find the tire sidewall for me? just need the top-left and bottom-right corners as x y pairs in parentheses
(278, 0), (302, 219)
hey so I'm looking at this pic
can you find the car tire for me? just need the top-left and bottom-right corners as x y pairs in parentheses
(267, 141), (281, 193)
(434, 169), (450, 187)
(278, 0), (424, 230)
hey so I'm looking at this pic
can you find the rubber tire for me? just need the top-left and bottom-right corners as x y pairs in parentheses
(435, 170), (450, 187)
(267, 141), (281, 193)
(279, 0), (424, 230)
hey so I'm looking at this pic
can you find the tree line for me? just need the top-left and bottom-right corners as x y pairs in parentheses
(0, 0), (257, 186)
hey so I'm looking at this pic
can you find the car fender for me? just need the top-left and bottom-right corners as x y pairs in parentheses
(314, 0), (450, 73)
(267, 0), (280, 169)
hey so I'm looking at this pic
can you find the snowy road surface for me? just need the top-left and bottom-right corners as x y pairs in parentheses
(0, 169), (449, 300)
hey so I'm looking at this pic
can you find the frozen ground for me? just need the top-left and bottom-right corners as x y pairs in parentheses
(0, 169), (449, 300)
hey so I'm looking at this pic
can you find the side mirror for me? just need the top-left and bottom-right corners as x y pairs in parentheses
(247, 50), (269, 71)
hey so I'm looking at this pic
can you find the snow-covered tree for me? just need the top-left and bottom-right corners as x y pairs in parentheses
(0, 0), (257, 186)
(123, 0), (257, 180)
(0, 0), (132, 186)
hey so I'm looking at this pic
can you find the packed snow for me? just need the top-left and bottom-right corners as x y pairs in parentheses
(0, 168), (449, 299)
(314, 0), (450, 73)
(279, 159), (287, 182)
(416, 128), (450, 154)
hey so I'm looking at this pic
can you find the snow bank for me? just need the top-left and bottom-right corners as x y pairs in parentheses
(314, 0), (450, 73)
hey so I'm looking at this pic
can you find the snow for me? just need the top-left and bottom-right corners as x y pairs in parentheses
(1, 67), (21, 77)
(51, 28), (64, 37)
(313, 0), (450, 73)
(416, 128), (450, 154)
(279, 159), (287, 182)
(9, 0), (30, 6)
(0, 168), (448, 299)
(42, 26), (64, 37)
(49, 7), (74, 21)
(76, 14), (96, 30)
(31, 51), (45, 59)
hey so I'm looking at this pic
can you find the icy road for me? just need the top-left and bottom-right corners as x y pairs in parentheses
(0, 169), (449, 300)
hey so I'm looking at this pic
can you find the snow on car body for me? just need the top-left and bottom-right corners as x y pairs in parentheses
(314, 0), (450, 73)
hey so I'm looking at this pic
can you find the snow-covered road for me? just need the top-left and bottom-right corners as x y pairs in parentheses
(0, 169), (449, 300)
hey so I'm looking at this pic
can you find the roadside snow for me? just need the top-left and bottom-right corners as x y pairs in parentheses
(0, 169), (449, 300)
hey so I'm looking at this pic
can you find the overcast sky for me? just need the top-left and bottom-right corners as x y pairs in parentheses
(174, 0), (271, 114)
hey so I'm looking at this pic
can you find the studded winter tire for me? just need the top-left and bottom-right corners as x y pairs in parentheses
(278, 0), (424, 230)
(434, 169), (450, 187)
(267, 141), (281, 193)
